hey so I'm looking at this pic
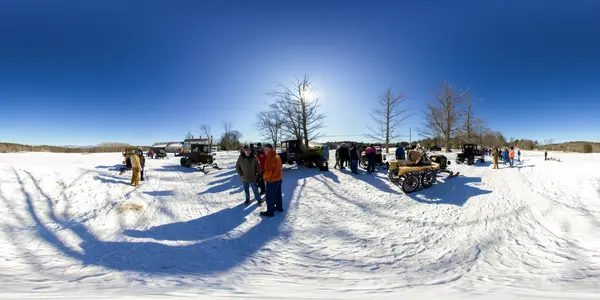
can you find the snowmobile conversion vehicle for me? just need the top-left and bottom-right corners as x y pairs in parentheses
(278, 139), (328, 170)
(179, 138), (219, 172)
(359, 144), (389, 169)
(119, 147), (143, 174)
(149, 147), (168, 159)
(388, 149), (458, 193)
(455, 143), (485, 165)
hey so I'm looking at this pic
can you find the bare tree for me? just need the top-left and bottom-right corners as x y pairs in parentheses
(220, 121), (242, 151)
(366, 88), (411, 153)
(547, 138), (555, 151)
(463, 94), (476, 143)
(185, 130), (194, 140)
(475, 121), (489, 147)
(271, 100), (302, 142)
(200, 124), (211, 139)
(255, 109), (284, 150)
(269, 75), (325, 148)
(423, 81), (470, 152)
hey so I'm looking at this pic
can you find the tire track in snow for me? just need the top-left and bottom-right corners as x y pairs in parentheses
(129, 162), (165, 230)
(469, 165), (600, 289)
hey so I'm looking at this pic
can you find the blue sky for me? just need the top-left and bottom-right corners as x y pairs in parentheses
(1, 0), (600, 146)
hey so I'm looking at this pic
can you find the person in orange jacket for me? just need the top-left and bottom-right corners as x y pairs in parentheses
(509, 146), (515, 168)
(261, 143), (283, 217)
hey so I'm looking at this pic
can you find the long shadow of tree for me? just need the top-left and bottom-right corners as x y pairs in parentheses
(11, 166), (319, 275)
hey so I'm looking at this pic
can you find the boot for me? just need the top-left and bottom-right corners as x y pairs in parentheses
(260, 211), (274, 217)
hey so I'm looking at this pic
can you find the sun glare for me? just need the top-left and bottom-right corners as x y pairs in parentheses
(302, 88), (315, 101)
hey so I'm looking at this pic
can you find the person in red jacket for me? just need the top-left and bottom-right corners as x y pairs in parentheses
(261, 143), (283, 217)
(256, 143), (267, 195)
(365, 144), (377, 173)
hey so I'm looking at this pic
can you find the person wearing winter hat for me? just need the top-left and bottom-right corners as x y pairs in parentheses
(236, 145), (263, 206)
(261, 143), (283, 217)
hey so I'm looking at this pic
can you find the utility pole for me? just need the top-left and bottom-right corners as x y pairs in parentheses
(409, 128), (412, 144)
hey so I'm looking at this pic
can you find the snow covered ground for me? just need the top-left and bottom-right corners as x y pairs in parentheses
(0, 150), (599, 300)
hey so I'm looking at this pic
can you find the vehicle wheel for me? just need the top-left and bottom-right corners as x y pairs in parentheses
(421, 171), (436, 188)
(360, 159), (367, 168)
(467, 157), (474, 165)
(180, 157), (191, 168)
(401, 174), (420, 194)
(388, 169), (400, 182)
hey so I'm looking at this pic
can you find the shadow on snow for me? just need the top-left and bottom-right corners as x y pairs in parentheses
(407, 175), (491, 206)
(123, 202), (254, 241)
(7, 166), (317, 275)
(142, 190), (175, 197)
(153, 165), (202, 174)
(93, 175), (129, 185)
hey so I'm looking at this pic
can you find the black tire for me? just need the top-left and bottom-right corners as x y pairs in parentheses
(401, 174), (420, 193)
(467, 157), (474, 165)
(388, 169), (400, 182)
(360, 159), (367, 168)
(421, 171), (436, 188)
(180, 157), (192, 168)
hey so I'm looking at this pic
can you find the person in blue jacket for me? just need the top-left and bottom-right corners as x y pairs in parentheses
(395, 143), (406, 160)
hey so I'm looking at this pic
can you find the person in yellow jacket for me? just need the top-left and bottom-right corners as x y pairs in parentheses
(492, 148), (500, 169)
(128, 153), (142, 186)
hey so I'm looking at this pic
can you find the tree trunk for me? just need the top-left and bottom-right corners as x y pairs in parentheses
(385, 98), (390, 153)
(446, 101), (451, 152)
(302, 102), (309, 149)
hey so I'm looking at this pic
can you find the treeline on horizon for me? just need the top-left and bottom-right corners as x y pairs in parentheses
(414, 136), (599, 153)
(0, 142), (151, 154)
(320, 139), (599, 153)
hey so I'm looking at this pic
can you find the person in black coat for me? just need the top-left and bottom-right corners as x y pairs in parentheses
(137, 149), (146, 181)
(349, 143), (360, 174)
(338, 144), (350, 169)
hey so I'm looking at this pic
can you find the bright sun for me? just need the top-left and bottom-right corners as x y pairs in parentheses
(302, 88), (315, 101)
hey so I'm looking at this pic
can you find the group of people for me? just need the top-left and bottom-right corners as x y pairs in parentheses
(491, 146), (521, 169)
(236, 143), (283, 217)
(332, 143), (379, 174)
(120, 148), (146, 186)
(331, 143), (428, 174)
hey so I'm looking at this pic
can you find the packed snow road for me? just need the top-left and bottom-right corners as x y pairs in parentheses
(0, 150), (599, 299)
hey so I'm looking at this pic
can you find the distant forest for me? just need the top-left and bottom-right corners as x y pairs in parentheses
(0, 142), (150, 153)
